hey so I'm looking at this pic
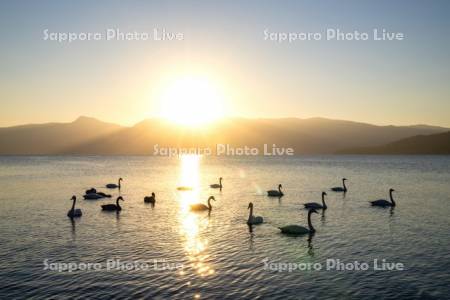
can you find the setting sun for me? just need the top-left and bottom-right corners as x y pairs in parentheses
(159, 75), (225, 126)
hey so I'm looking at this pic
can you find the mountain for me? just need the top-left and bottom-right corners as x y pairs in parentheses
(338, 131), (450, 154)
(0, 116), (448, 155)
(0, 116), (123, 155)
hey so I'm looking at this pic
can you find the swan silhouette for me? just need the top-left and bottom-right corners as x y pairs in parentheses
(304, 192), (327, 210)
(190, 196), (215, 212)
(247, 202), (263, 225)
(279, 208), (318, 235)
(67, 196), (82, 218)
(144, 192), (156, 204)
(267, 184), (284, 197)
(102, 196), (124, 211)
(370, 188), (396, 207)
(106, 178), (123, 189)
(331, 178), (347, 192)
(210, 177), (223, 189)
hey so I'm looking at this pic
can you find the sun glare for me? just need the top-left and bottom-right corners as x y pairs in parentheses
(159, 75), (225, 126)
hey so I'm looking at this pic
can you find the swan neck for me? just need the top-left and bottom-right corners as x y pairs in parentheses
(308, 211), (315, 232)
(71, 198), (76, 211)
(322, 194), (327, 209)
(208, 198), (212, 210)
(390, 191), (396, 206)
(343, 180), (347, 191)
(248, 206), (253, 222)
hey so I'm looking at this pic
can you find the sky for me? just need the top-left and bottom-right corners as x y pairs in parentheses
(0, 0), (449, 127)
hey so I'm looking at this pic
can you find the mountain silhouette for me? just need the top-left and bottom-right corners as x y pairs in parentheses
(0, 116), (448, 155)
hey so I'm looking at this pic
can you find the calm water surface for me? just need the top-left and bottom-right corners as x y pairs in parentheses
(0, 155), (449, 299)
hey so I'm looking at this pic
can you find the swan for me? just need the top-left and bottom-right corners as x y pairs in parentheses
(267, 184), (284, 197)
(144, 192), (156, 204)
(331, 178), (347, 192)
(247, 202), (263, 225)
(67, 196), (82, 218)
(86, 188), (97, 194)
(210, 177), (223, 189)
(304, 192), (327, 210)
(177, 186), (192, 191)
(190, 196), (215, 212)
(279, 208), (318, 235)
(106, 178), (123, 189)
(370, 189), (396, 207)
(101, 196), (124, 211)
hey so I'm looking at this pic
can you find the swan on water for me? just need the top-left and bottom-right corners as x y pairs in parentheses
(106, 178), (123, 189)
(279, 208), (318, 235)
(190, 196), (215, 212)
(267, 184), (284, 197)
(85, 188), (111, 198)
(67, 195), (82, 218)
(101, 196), (124, 211)
(210, 177), (223, 189)
(304, 192), (327, 210)
(247, 202), (263, 225)
(144, 192), (156, 204)
(370, 188), (396, 207)
(331, 178), (347, 192)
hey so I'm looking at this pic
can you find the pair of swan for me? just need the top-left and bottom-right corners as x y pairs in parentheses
(370, 189), (396, 207)
(144, 193), (156, 204)
(102, 196), (124, 211)
(210, 177), (223, 189)
(331, 178), (347, 192)
(67, 196), (82, 218)
(83, 188), (112, 200)
(267, 184), (284, 197)
(190, 196), (215, 211)
(106, 178), (123, 189)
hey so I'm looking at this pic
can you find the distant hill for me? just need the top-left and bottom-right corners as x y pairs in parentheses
(338, 131), (450, 154)
(0, 116), (448, 155)
(0, 116), (123, 155)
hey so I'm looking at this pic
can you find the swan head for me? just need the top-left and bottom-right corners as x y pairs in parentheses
(248, 202), (253, 209)
(71, 195), (76, 200)
(278, 184), (282, 189)
(119, 178), (123, 182)
(117, 196), (124, 201)
(322, 191), (327, 196)
(208, 196), (216, 201)
(390, 188), (395, 192)
(343, 178), (347, 181)
(152, 192), (155, 196)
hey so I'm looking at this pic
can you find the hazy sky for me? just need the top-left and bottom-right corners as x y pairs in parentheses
(1, 0), (450, 127)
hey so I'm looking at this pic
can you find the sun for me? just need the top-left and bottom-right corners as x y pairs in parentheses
(159, 75), (225, 126)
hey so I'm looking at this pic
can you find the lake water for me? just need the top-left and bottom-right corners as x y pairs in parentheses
(0, 155), (449, 299)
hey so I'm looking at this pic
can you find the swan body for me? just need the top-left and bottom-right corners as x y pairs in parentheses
(267, 184), (284, 197)
(247, 202), (263, 225)
(279, 208), (318, 235)
(190, 196), (215, 212)
(210, 177), (223, 189)
(67, 196), (82, 218)
(304, 192), (327, 210)
(86, 188), (97, 194)
(177, 186), (192, 191)
(370, 189), (396, 207)
(331, 178), (347, 192)
(102, 196), (124, 211)
(106, 178), (123, 189)
(83, 193), (109, 200)
(144, 192), (156, 204)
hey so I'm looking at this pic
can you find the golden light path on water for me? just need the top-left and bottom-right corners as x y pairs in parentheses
(177, 155), (215, 280)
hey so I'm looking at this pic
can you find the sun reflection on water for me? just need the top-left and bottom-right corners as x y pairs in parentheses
(177, 155), (215, 278)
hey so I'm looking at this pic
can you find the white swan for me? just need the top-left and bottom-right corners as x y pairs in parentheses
(279, 208), (318, 235)
(190, 196), (215, 212)
(210, 177), (223, 189)
(370, 188), (396, 207)
(67, 196), (82, 218)
(247, 202), (263, 225)
(106, 178), (123, 189)
(267, 184), (284, 197)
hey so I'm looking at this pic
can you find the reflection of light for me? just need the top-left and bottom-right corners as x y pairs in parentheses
(177, 155), (215, 278)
